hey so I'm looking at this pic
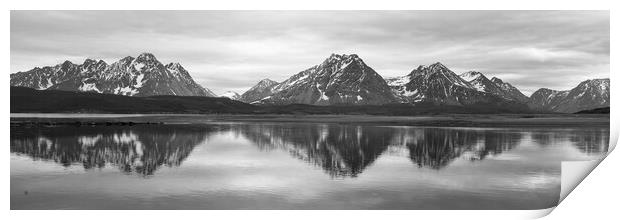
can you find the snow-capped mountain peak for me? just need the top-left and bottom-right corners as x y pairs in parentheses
(428, 62), (447, 70)
(387, 62), (474, 104)
(411, 62), (450, 75)
(132, 52), (164, 71)
(252, 53), (395, 105)
(408, 62), (472, 89)
(325, 53), (360, 62)
(316, 53), (368, 77)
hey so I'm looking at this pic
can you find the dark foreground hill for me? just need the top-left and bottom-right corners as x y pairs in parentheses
(256, 103), (534, 115)
(575, 107), (610, 114)
(11, 87), (257, 114)
(11, 87), (535, 115)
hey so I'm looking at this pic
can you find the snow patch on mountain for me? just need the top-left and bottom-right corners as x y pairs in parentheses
(134, 63), (145, 71)
(220, 91), (241, 100)
(134, 73), (146, 88)
(460, 71), (483, 82)
(79, 82), (101, 93)
(114, 86), (139, 96)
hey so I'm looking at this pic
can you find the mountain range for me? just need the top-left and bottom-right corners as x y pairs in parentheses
(10, 53), (215, 97)
(384, 63), (527, 108)
(528, 79), (609, 113)
(10, 52), (610, 113)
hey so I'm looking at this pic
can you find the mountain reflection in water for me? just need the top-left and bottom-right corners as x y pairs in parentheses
(10, 123), (609, 177)
(232, 124), (393, 177)
(401, 128), (522, 169)
(10, 125), (221, 176)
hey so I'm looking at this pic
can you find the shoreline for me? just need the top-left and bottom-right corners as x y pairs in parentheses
(10, 113), (610, 128)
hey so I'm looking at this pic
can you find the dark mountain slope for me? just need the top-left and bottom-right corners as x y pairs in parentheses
(239, 78), (279, 103)
(575, 107), (610, 114)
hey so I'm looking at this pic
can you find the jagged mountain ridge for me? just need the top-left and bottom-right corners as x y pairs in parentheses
(386, 63), (528, 108)
(528, 78), (609, 113)
(11, 52), (608, 113)
(227, 56), (607, 113)
(257, 54), (396, 105)
(10, 53), (216, 97)
(459, 71), (529, 102)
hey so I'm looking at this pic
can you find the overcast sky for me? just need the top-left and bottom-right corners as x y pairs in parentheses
(11, 11), (609, 95)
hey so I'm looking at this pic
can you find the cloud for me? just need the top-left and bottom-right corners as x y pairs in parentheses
(10, 11), (609, 95)
(499, 47), (588, 62)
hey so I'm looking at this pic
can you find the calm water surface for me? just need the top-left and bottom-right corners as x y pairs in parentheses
(10, 121), (609, 209)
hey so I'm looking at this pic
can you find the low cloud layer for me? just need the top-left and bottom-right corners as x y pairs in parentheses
(11, 11), (609, 95)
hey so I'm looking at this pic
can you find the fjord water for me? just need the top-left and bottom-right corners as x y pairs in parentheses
(10, 122), (608, 209)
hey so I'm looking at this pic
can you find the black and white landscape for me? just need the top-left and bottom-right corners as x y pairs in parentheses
(11, 52), (609, 113)
(10, 11), (610, 210)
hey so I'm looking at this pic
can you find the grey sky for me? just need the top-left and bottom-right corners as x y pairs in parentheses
(11, 11), (609, 95)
